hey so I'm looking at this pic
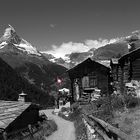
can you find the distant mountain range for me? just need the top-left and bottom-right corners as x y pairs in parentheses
(42, 31), (140, 68)
(0, 25), (67, 92)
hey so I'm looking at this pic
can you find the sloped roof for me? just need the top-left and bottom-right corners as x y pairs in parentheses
(59, 88), (69, 92)
(67, 58), (110, 78)
(96, 60), (111, 67)
(111, 58), (119, 64)
(0, 100), (31, 129)
(119, 47), (140, 62)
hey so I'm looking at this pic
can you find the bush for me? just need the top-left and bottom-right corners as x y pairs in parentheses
(94, 97), (110, 107)
(69, 107), (87, 140)
(125, 96), (140, 108)
(44, 120), (57, 135)
(70, 102), (80, 111)
(74, 116), (87, 140)
(37, 120), (57, 137)
(58, 112), (69, 120)
(111, 95), (124, 110)
(61, 107), (70, 112)
(111, 94), (140, 109)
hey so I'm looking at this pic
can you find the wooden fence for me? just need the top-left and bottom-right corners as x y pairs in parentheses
(82, 113), (135, 140)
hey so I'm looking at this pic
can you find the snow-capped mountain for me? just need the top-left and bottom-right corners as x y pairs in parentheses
(0, 25), (67, 91)
(43, 30), (140, 68)
(0, 25), (41, 56)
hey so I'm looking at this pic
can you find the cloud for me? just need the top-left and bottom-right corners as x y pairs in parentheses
(50, 24), (56, 28)
(44, 38), (119, 58)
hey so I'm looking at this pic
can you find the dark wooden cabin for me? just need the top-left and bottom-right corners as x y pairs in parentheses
(110, 58), (119, 90)
(110, 58), (119, 81)
(117, 47), (140, 94)
(67, 58), (111, 104)
(0, 100), (40, 139)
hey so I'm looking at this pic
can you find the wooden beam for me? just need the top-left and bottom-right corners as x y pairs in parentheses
(83, 114), (111, 140)
(88, 115), (134, 140)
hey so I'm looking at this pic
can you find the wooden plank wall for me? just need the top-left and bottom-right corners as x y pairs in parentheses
(117, 59), (130, 94)
(117, 65), (123, 93)
(132, 58), (140, 80)
(123, 62), (130, 83)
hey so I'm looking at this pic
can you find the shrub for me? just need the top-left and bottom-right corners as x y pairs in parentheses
(125, 96), (140, 108)
(70, 102), (80, 111)
(111, 94), (140, 109)
(58, 112), (69, 120)
(44, 120), (57, 135)
(70, 107), (87, 140)
(74, 116), (87, 140)
(61, 107), (70, 112)
(111, 95), (124, 110)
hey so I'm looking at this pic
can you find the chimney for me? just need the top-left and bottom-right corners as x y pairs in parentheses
(18, 91), (27, 102)
(128, 42), (136, 52)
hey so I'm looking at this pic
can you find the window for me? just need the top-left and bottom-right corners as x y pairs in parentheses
(82, 76), (89, 88)
(88, 72), (97, 87)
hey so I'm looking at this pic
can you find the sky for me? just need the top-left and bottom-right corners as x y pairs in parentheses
(0, 0), (140, 57)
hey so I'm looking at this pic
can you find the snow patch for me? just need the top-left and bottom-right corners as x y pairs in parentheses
(0, 41), (8, 49)
(14, 39), (41, 56)
(49, 58), (56, 63)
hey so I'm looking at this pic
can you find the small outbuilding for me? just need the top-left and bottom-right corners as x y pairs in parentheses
(117, 47), (140, 96)
(67, 58), (111, 104)
(0, 100), (40, 139)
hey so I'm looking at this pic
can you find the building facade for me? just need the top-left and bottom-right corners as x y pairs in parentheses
(0, 100), (40, 139)
(117, 48), (140, 96)
(68, 58), (111, 104)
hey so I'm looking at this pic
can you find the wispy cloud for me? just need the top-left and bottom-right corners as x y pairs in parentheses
(50, 24), (56, 28)
(44, 38), (119, 58)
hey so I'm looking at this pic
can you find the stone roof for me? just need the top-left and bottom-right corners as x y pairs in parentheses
(0, 100), (31, 129)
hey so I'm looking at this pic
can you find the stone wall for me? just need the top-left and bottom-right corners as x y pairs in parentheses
(83, 118), (98, 140)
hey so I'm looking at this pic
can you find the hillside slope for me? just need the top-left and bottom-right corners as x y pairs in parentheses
(0, 55), (54, 106)
(0, 25), (67, 91)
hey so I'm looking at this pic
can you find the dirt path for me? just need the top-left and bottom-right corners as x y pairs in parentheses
(42, 109), (75, 140)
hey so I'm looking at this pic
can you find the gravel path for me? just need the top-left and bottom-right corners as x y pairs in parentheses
(42, 109), (75, 140)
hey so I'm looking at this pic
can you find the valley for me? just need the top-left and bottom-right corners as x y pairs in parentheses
(0, 25), (140, 140)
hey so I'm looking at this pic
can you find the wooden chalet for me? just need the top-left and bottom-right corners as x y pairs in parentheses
(0, 100), (40, 139)
(110, 58), (119, 91)
(67, 58), (111, 104)
(110, 58), (119, 81)
(117, 47), (140, 95)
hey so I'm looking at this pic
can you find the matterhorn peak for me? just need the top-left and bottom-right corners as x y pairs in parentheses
(3, 24), (16, 39)
(8, 24), (15, 32)
(0, 25), (41, 56)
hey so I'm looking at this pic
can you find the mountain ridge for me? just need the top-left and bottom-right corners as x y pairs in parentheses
(0, 25), (67, 92)
(0, 55), (54, 106)
(0, 25), (41, 56)
(42, 31), (140, 68)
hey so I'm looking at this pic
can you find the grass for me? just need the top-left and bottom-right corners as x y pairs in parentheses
(111, 106), (140, 139)
(29, 120), (57, 140)
(58, 95), (140, 140)
(9, 119), (57, 140)
(43, 119), (57, 137)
